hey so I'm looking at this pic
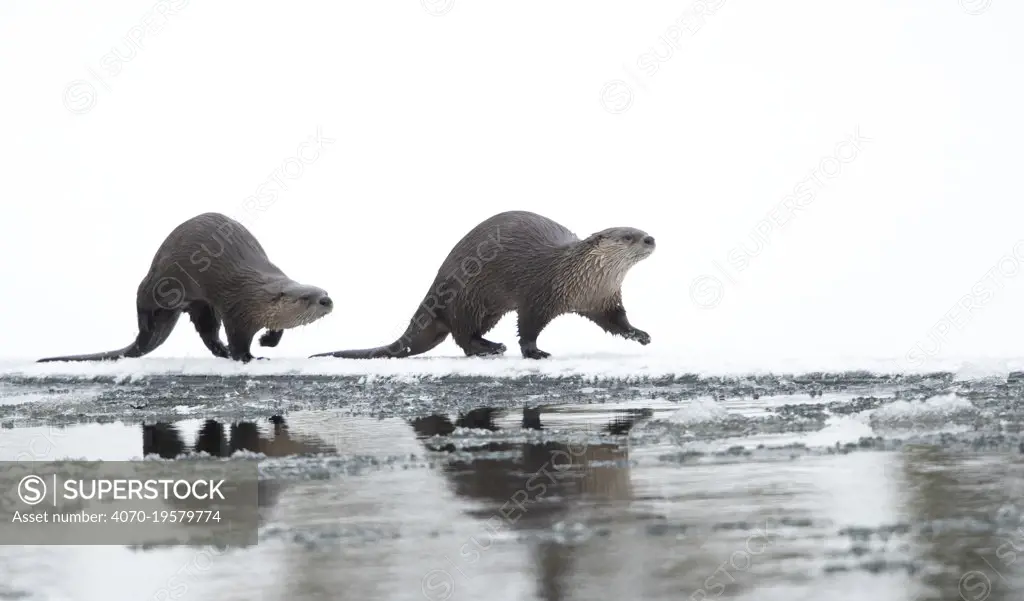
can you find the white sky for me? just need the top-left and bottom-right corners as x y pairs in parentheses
(2, 0), (1022, 368)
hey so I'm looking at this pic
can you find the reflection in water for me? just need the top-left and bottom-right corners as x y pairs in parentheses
(142, 415), (338, 460)
(898, 446), (1024, 601)
(411, 405), (644, 601)
(16, 400), (1024, 599)
(138, 415), (338, 549)
(141, 422), (186, 459)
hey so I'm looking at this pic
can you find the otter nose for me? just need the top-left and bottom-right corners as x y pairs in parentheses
(319, 296), (333, 308)
(642, 236), (655, 246)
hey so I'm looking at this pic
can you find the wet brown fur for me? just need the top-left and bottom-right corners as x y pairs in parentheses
(311, 210), (655, 360)
(38, 212), (334, 363)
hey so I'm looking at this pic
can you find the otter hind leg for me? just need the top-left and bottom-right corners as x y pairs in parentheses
(188, 302), (229, 358)
(401, 318), (451, 357)
(127, 308), (181, 358)
(454, 312), (507, 357)
(459, 335), (506, 357)
(516, 308), (556, 360)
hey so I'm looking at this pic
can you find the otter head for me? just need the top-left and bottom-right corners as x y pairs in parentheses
(566, 227), (655, 299)
(260, 281), (334, 330)
(585, 227), (656, 268)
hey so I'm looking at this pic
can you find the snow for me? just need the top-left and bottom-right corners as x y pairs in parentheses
(1, 353), (1024, 382)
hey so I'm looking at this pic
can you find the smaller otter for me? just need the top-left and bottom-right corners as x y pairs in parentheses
(37, 212), (334, 363)
(310, 210), (655, 360)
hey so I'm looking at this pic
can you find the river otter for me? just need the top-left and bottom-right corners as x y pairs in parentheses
(37, 212), (334, 363)
(310, 210), (654, 360)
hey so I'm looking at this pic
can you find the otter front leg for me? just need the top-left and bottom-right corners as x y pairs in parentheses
(224, 322), (261, 363)
(259, 330), (283, 347)
(580, 305), (651, 345)
(516, 309), (556, 359)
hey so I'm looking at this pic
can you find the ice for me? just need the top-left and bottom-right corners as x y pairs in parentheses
(802, 415), (877, 448)
(869, 393), (978, 428)
(665, 396), (729, 425)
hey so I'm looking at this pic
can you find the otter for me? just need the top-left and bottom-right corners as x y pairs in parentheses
(310, 210), (654, 360)
(37, 212), (334, 363)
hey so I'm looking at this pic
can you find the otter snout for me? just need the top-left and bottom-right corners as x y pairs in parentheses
(301, 290), (333, 311)
(312, 294), (333, 312)
(642, 236), (655, 247)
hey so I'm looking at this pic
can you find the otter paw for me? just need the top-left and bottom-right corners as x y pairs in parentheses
(523, 348), (551, 360)
(259, 330), (283, 348)
(626, 329), (651, 345)
(235, 353), (268, 363)
(466, 342), (507, 357)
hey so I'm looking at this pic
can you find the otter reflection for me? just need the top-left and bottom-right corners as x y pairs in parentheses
(142, 415), (337, 459)
(411, 406), (644, 601)
(897, 445), (1024, 601)
(140, 415), (338, 547)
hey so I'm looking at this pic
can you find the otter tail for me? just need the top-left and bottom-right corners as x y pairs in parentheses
(310, 316), (448, 359)
(36, 342), (144, 363)
(37, 307), (182, 363)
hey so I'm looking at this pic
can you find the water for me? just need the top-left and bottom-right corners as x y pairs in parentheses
(1, 371), (1023, 600)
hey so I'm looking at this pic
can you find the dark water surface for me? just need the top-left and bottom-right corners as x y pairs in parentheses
(1, 372), (1024, 600)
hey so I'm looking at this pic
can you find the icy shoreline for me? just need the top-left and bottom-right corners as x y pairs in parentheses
(2, 353), (1024, 382)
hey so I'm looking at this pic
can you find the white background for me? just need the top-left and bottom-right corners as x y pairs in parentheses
(2, 0), (1022, 369)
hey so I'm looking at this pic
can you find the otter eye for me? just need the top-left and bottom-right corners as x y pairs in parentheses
(623, 235), (633, 243)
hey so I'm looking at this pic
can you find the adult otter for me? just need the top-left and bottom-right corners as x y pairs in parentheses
(310, 210), (654, 360)
(37, 212), (334, 363)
